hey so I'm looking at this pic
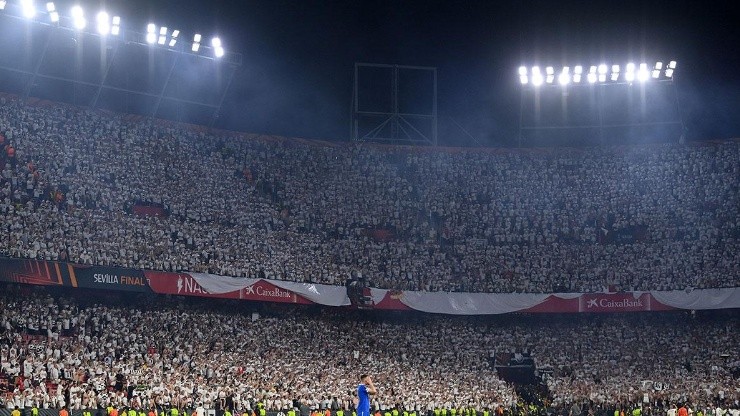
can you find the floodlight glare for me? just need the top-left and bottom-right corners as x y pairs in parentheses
(546, 74), (554, 84)
(158, 36), (166, 45)
(598, 74), (606, 83)
(558, 73), (570, 86)
(112, 16), (120, 25)
(518, 66), (527, 76)
(519, 75), (528, 85)
(637, 64), (649, 82)
(589, 65), (597, 74)
(625, 71), (635, 82)
(147, 23), (155, 33)
(598, 64), (607, 75)
(611, 64), (619, 73)
(214, 46), (225, 58)
(652, 69), (660, 79)
(665, 68), (674, 78)
(97, 12), (110, 35)
(194, 33), (202, 43)
(0, 0), (6, 10)
(169, 38), (177, 47)
(71, 6), (85, 29)
(111, 25), (120, 35)
(531, 66), (540, 75)
(192, 43), (200, 52)
(546, 66), (554, 75)
(610, 73), (618, 81)
(172, 30), (179, 38)
(655, 61), (663, 70)
(573, 74), (581, 83)
(46, 2), (55, 11)
(562, 66), (570, 74)
(146, 33), (156, 44)
(50, 11), (58, 22)
(574, 65), (583, 74)
(626, 62), (635, 72)
(21, 0), (35, 17)
(668, 60), (677, 69)
(531, 73), (543, 86)
(587, 73), (597, 83)
(211, 37), (222, 48)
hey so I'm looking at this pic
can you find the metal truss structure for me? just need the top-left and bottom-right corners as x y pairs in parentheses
(518, 79), (685, 147)
(351, 63), (437, 146)
(0, 12), (241, 127)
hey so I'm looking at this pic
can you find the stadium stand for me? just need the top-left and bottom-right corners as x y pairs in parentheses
(1, 94), (738, 293)
(0, 285), (738, 414)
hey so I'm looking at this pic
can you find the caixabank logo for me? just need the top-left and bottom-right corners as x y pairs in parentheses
(580, 293), (650, 312)
(241, 280), (300, 303)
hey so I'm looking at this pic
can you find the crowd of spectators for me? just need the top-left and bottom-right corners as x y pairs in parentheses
(0, 94), (738, 293)
(0, 286), (738, 413)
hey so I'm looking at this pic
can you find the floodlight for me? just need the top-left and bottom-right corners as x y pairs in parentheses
(655, 61), (663, 70)
(637, 64), (649, 82)
(625, 71), (635, 82)
(0, 0), (6, 10)
(71, 5), (85, 29)
(46, 2), (55, 11)
(172, 30), (179, 38)
(610, 73), (618, 81)
(111, 16), (120, 35)
(626, 62), (635, 72)
(211, 37), (222, 48)
(562, 66), (570, 74)
(519, 75), (528, 85)
(546, 66), (554, 75)
(21, 0), (35, 17)
(158, 26), (167, 45)
(573, 74), (581, 83)
(589, 65), (597, 74)
(146, 23), (156, 44)
(97, 12), (110, 35)
(611, 64), (619, 73)
(668, 60), (677, 69)
(665, 68), (674, 78)
(546, 74), (554, 84)
(652, 70), (660, 79)
(598, 64), (607, 75)
(558, 72), (570, 86)
(587, 73), (597, 83)
(531, 73), (543, 86)
(531, 66), (540, 75)
(50, 11), (58, 22)
(574, 65), (583, 74)
(215, 46), (225, 58)
(598, 74), (606, 83)
(519, 66), (527, 76)
(192, 33), (202, 52)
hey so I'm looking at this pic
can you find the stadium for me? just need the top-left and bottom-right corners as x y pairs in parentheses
(0, 1), (738, 416)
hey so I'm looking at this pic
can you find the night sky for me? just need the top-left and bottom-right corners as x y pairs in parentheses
(10, 0), (740, 145)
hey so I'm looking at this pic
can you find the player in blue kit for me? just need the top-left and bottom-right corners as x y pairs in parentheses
(357, 374), (377, 416)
